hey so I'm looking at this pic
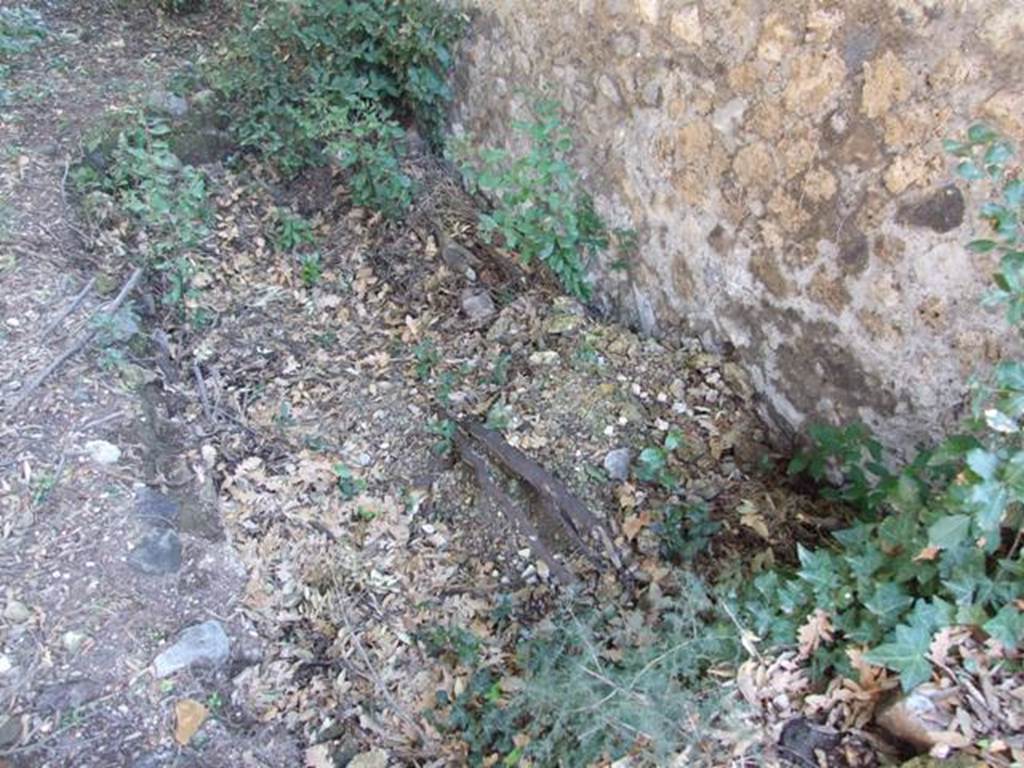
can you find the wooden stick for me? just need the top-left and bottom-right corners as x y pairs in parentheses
(454, 417), (622, 569)
(7, 268), (143, 413)
(40, 276), (96, 338)
(454, 430), (576, 586)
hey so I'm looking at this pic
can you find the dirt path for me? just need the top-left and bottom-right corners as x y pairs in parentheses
(0, 3), (301, 765)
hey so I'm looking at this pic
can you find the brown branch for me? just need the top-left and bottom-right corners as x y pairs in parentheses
(453, 416), (622, 569)
(7, 267), (143, 413)
(40, 276), (96, 338)
(453, 430), (576, 586)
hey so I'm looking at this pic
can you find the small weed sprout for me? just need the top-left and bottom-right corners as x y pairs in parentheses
(299, 252), (322, 288)
(333, 464), (367, 500)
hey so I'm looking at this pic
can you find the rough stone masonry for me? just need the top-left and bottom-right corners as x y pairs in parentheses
(451, 0), (1024, 453)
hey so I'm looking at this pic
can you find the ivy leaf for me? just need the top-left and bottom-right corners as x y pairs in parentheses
(1005, 179), (1024, 208)
(996, 361), (1024, 391)
(879, 512), (918, 549)
(663, 429), (685, 452)
(864, 582), (914, 625)
(957, 160), (985, 181)
(983, 606), (1024, 650)
(985, 408), (1018, 434)
(927, 515), (971, 549)
(797, 545), (842, 601)
(863, 623), (933, 692)
(985, 141), (1014, 169)
(967, 480), (1008, 535)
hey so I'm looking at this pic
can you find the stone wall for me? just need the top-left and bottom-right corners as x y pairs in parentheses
(450, 0), (1024, 452)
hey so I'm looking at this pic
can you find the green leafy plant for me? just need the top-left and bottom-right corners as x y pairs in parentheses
(77, 114), (211, 321)
(428, 418), (456, 455)
(213, 0), (464, 181)
(635, 429), (685, 490)
(315, 98), (413, 217)
(738, 124), (1024, 691)
(658, 503), (722, 563)
(0, 6), (46, 57)
(454, 99), (610, 300)
(414, 340), (440, 380)
(1, 5), (46, 107)
(333, 463), (367, 500)
(273, 210), (315, 253)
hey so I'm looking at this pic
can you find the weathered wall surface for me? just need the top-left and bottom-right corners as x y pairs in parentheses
(451, 0), (1024, 452)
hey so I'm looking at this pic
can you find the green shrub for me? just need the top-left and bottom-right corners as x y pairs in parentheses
(732, 124), (1024, 690)
(454, 99), (609, 300)
(75, 114), (211, 319)
(308, 97), (413, 216)
(1, 5), (46, 106)
(213, 0), (465, 188)
(429, 577), (746, 766)
(0, 5), (46, 57)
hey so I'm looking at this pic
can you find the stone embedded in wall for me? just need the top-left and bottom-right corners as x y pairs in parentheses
(897, 186), (965, 234)
(453, 0), (1023, 453)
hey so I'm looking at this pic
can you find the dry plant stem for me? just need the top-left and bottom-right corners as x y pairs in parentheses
(454, 429), (576, 586)
(40, 276), (96, 338)
(8, 267), (143, 413)
(454, 416), (622, 569)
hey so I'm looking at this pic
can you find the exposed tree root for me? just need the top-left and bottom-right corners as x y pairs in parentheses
(449, 414), (624, 584)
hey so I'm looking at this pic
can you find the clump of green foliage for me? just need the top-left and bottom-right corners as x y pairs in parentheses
(0, 5), (46, 57)
(731, 124), (1024, 691)
(454, 99), (610, 300)
(0, 5), (46, 106)
(428, 578), (746, 766)
(635, 429), (686, 490)
(74, 114), (211, 321)
(212, 0), (464, 215)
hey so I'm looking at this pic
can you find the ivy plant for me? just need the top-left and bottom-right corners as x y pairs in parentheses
(734, 124), (1024, 691)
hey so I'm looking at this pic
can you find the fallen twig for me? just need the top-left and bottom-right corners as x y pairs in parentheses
(39, 276), (96, 338)
(7, 267), (143, 413)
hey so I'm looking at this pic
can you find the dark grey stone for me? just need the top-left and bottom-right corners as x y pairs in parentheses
(134, 487), (180, 529)
(461, 288), (496, 323)
(127, 529), (182, 575)
(898, 185), (965, 233)
(145, 90), (189, 120)
(152, 620), (230, 678)
(35, 678), (103, 714)
(0, 716), (20, 748)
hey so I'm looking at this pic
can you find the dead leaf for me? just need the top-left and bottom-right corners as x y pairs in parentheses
(914, 545), (940, 561)
(737, 499), (770, 540)
(797, 609), (834, 658)
(174, 699), (208, 746)
(622, 511), (651, 541)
